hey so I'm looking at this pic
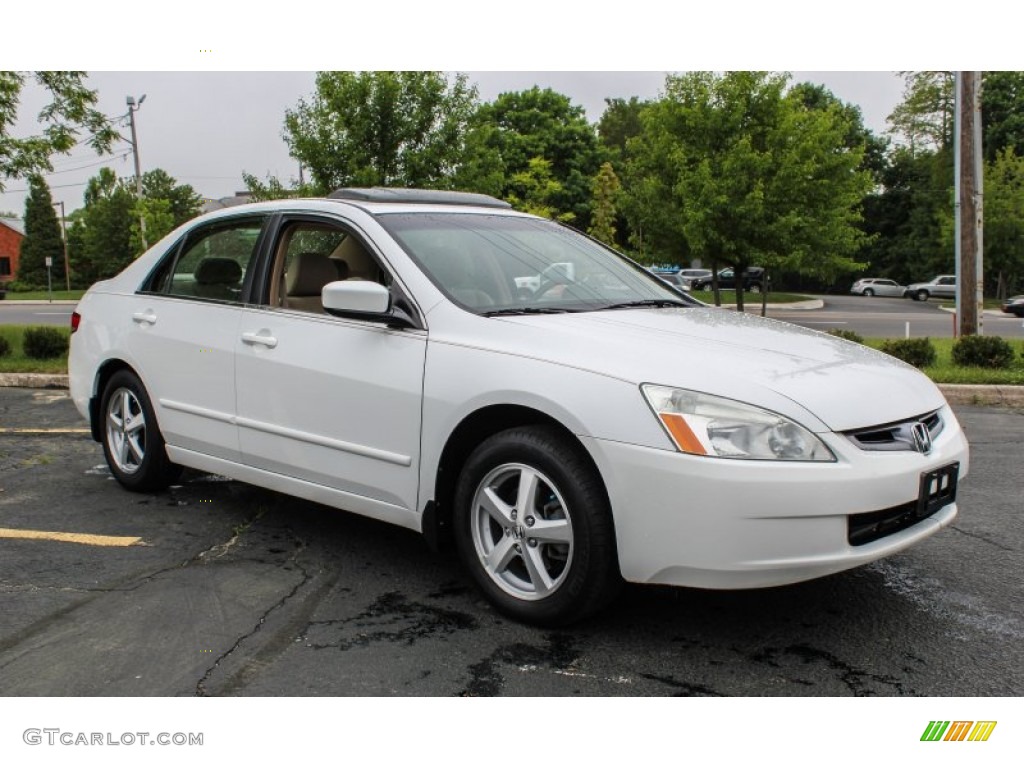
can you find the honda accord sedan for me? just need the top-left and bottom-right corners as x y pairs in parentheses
(69, 188), (969, 625)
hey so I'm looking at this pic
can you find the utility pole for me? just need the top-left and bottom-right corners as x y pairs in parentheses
(126, 94), (148, 251)
(53, 200), (70, 291)
(955, 72), (984, 337)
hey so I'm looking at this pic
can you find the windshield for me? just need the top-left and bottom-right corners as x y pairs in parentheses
(377, 212), (694, 315)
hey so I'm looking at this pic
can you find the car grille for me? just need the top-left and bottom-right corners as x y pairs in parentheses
(848, 498), (941, 546)
(843, 410), (943, 452)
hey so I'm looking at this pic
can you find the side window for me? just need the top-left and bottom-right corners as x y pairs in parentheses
(939, 277), (955, 286)
(269, 220), (390, 314)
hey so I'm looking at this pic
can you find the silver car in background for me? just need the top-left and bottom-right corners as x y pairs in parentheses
(850, 278), (907, 297)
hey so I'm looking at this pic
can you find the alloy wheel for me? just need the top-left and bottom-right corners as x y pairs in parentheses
(470, 462), (574, 601)
(106, 387), (147, 475)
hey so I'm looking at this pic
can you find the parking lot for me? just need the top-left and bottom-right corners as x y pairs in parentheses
(0, 387), (1021, 696)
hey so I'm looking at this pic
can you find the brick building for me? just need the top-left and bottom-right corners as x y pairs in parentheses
(0, 217), (24, 284)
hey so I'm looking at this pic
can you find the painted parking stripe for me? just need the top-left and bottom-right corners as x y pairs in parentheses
(0, 528), (141, 547)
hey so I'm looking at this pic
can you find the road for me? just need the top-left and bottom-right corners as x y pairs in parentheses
(0, 387), (1020, 696)
(766, 294), (1024, 339)
(0, 302), (75, 326)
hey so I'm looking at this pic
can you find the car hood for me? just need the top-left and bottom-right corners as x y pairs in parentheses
(457, 306), (946, 432)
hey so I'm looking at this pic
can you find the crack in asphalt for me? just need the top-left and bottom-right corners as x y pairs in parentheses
(751, 644), (914, 696)
(195, 541), (312, 697)
(638, 672), (726, 696)
(301, 591), (477, 652)
(951, 525), (1015, 552)
(459, 633), (581, 696)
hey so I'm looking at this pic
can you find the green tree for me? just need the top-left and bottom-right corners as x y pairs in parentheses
(279, 71), (479, 193)
(626, 72), (872, 312)
(76, 168), (136, 282)
(140, 168), (202, 227)
(0, 71), (117, 190)
(887, 71), (955, 153)
(982, 71), (1024, 162)
(979, 148), (1024, 298)
(588, 162), (621, 246)
(17, 175), (65, 288)
(597, 97), (647, 167)
(131, 197), (174, 254)
(241, 172), (319, 202)
(507, 157), (569, 221)
(471, 87), (605, 226)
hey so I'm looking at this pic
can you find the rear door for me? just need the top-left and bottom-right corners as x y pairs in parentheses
(127, 215), (267, 462)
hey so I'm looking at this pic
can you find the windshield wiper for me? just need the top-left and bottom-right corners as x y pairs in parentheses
(482, 307), (580, 317)
(599, 299), (692, 310)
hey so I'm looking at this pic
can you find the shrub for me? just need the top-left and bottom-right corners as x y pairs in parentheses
(0, 335), (10, 358)
(22, 326), (69, 359)
(952, 335), (1015, 369)
(827, 328), (864, 344)
(879, 337), (937, 368)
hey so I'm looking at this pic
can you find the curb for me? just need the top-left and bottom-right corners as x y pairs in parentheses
(0, 373), (69, 389)
(937, 383), (1024, 408)
(3, 373), (1021, 409)
(717, 299), (825, 311)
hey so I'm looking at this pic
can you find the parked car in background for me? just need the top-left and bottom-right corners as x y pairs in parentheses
(68, 188), (968, 626)
(906, 275), (956, 301)
(1002, 295), (1024, 317)
(850, 278), (908, 297)
(690, 267), (769, 293)
(648, 270), (694, 292)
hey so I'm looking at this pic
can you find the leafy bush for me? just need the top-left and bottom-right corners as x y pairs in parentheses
(827, 328), (864, 344)
(952, 335), (1015, 369)
(879, 337), (937, 368)
(4, 280), (41, 292)
(0, 335), (10, 358)
(22, 326), (69, 359)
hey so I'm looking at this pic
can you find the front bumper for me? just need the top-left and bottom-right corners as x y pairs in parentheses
(583, 405), (969, 589)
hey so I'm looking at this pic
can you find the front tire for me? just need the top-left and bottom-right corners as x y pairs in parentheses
(863, 288), (875, 297)
(916, 289), (930, 301)
(453, 426), (620, 626)
(100, 370), (182, 492)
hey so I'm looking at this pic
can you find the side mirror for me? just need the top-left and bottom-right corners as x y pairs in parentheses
(321, 281), (418, 329)
(322, 280), (390, 315)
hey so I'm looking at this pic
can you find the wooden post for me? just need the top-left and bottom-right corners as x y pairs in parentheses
(958, 72), (983, 337)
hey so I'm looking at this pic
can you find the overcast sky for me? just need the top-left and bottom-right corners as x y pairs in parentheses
(0, 71), (906, 217)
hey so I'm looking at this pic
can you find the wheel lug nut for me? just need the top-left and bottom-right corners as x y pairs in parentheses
(525, 516), (535, 527)
(511, 509), (517, 520)
(528, 538), (538, 548)
(514, 544), (522, 553)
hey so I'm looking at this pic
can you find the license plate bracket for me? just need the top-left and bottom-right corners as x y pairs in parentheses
(917, 462), (959, 519)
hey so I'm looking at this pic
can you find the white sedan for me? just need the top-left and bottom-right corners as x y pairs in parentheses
(69, 188), (969, 625)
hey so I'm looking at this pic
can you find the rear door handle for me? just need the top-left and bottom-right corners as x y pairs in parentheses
(241, 331), (278, 349)
(132, 310), (157, 325)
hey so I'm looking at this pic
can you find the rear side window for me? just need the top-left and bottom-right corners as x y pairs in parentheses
(146, 217), (265, 303)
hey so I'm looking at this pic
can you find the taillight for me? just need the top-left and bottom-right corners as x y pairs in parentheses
(70, 311), (81, 333)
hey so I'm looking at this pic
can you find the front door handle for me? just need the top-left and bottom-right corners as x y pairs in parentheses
(241, 331), (278, 349)
(132, 310), (157, 325)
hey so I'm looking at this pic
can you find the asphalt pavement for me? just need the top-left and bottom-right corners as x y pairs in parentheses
(0, 388), (1021, 696)
(767, 293), (1024, 338)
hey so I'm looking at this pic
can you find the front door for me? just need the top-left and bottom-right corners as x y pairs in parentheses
(234, 216), (426, 524)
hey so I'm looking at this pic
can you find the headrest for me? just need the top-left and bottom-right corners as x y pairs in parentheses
(286, 252), (338, 297)
(194, 257), (242, 285)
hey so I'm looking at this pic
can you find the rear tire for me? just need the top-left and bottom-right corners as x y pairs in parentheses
(453, 426), (620, 626)
(100, 370), (182, 492)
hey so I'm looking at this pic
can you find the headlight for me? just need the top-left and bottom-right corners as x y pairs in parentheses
(641, 385), (835, 462)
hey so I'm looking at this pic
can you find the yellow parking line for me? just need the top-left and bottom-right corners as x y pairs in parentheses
(0, 428), (91, 434)
(0, 528), (141, 547)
